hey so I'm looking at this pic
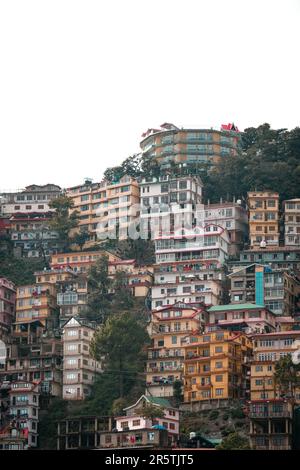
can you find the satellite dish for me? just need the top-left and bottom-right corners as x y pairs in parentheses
(237, 199), (242, 205)
(260, 240), (267, 248)
(291, 349), (300, 365)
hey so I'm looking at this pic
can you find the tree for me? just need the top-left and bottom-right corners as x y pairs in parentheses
(49, 196), (79, 252)
(112, 270), (135, 311)
(71, 228), (90, 251)
(116, 238), (155, 265)
(173, 380), (183, 407)
(274, 354), (300, 399)
(90, 311), (149, 398)
(86, 255), (112, 322)
(134, 403), (165, 420)
(216, 432), (250, 450)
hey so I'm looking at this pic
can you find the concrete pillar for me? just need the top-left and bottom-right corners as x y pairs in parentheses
(57, 422), (60, 450)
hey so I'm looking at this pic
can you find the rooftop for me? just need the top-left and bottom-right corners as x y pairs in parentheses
(208, 303), (265, 312)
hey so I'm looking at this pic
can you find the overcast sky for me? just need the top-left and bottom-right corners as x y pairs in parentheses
(0, 0), (299, 191)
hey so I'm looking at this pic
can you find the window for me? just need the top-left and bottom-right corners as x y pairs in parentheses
(215, 361), (223, 369)
(215, 346), (223, 353)
(216, 388), (224, 396)
(169, 423), (175, 430)
(132, 419), (140, 427)
(121, 421), (129, 429)
(172, 336), (177, 344)
(215, 375), (223, 382)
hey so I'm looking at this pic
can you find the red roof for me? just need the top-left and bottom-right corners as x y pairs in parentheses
(221, 123), (239, 132)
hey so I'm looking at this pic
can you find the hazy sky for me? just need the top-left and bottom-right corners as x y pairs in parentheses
(0, 0), (299, 191)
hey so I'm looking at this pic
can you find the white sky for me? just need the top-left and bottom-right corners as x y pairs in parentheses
(0, 0), (299, 191)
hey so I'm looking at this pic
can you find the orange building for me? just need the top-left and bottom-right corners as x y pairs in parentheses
(183, 330), (252, 404)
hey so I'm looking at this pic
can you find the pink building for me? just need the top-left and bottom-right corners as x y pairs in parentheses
(115, 395), (179, 444)
(0, 278), (16, 339)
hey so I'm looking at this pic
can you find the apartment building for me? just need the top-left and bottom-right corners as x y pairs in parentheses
(15, 283), (58, 330)
(283, 198), (300, 246)
(183, 330), (252, 404)
(204, 201), (248, 255)
(66, 175), (140, 243)
(152, 224), (229, 310)
(249, 399), (294, 450)
(108, 259), (153, 298)
(229, 264), (300, 316)
(146, 303), (207, 397)
(139, 174), (203, 238)
(50, 249), (122, 274)
(235, 246), (300, 271)
(62, 317), (102, 400)
(0, 184), (61, 216)
(0, 278), (16, 340)
(247, 191), (280, 247)
(0, 381), (40, 449)
(116, 395), (179, 444)
(10, 211), (59, 258)
(1, 335), (62, 398)
(250, 330), (300, 402)
(140, 123), (241, 170)
(206, 303), (277, 334)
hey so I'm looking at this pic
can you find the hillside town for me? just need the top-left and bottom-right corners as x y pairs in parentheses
(1, 123), (300, 451)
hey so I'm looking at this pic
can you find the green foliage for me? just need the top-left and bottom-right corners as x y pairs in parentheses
(204, 124), (300, 203)
(90, 311), (150, 399)
(112, 270), (135, 311)
(86, 255), (113, 322)
(274, 354), (300, 398)
(216, 432), (250, 450)
(71, 228), (90, 251)
(49, 195), (79, 251)
(222, 413), (229, 421)
(116, 238), (155, 265)
(38, 398), (68, 449)
(230, 407), (245, 420)
(0, 253), (45, 286)
(173, 380), (183, 407)
(134, 403), (165, 420)
(103, 154), (143, 183)
(209, 409), (220, 421)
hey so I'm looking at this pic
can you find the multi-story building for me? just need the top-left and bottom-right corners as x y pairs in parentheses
(0, 278), (16, 340)
(66, 175), (140, 243)
(249, 399), (294, 450)
(234, 246), (300, 271)
(229, 264), (300, 316)
(140, 123), (241, 170)
(152, 224), (230, 310)
(146, 303), (207, 397)
(56, 415), (114, 450)
(0, 381), (40, 449)
(115, 395), (179, 445)
(204, 201), (248, 255)
(139, 174), (203, 238)
(206, 303), (277, 334)
(250, 330), (300, 402)
(10, 211), (59, 258)
(1, 335), (63, 398)
(15, 283), (58, 330)
(108, 259), (153, 298)
(183, 330), (252, 404)
(62, 317), (102, 400)
(0, 184), (61, 217)
(50, 249), (122, 274)
(283, 198), (300, 246)
(247, 191), (280, 247)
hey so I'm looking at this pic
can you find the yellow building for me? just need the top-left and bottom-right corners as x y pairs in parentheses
(15, 283), (58, 330)
(50, 250), (122, 274)
(183, 330), (252, 403)
(66, 175), (140, 244)
(108, 259), (154, 297)
(146, 303), (207, 397)
(247, 191), (280, 247)
(250, 330), (300, 402)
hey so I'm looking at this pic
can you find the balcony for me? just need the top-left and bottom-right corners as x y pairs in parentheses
(249, 408), (293, 419)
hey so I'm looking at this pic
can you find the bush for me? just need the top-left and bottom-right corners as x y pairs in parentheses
(209, 410), (219, 421)
(230, 407), (245, 419)
(236, 421), (245, 428)
(221, 426), (235, 437)
(222, 413), (229, 421)
(216, 432), (250, 450)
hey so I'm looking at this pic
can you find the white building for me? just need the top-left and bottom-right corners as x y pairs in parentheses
(0, 184), (61, 216)
(283, 199), (300, 246)
(62, 317), (102, 400)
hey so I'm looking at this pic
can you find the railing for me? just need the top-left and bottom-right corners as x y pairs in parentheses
(249, 409), (292, 418)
